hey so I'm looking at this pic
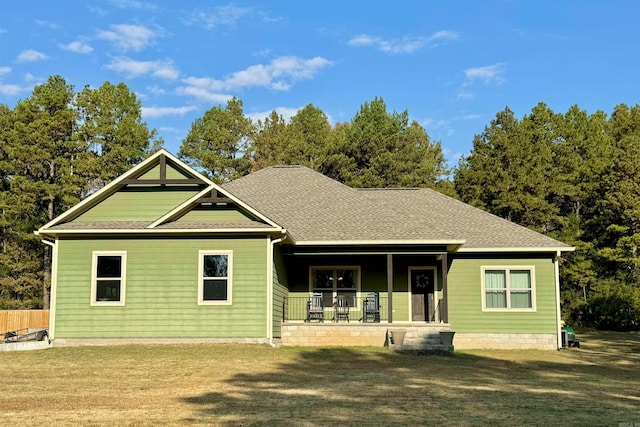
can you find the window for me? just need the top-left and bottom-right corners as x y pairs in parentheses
(198, 251), (232, 305)
(91, 252), (126, 306)
(482, 266), (535, 311)
(310, 266), (360, 308)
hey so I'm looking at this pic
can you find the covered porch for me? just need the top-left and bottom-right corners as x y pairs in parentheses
(276, 246), (455, 350)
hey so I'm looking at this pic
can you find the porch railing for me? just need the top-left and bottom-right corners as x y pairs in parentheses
(283, 296), (389, 322)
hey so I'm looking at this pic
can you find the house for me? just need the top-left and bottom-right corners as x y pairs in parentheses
(36, 149), (574, 350)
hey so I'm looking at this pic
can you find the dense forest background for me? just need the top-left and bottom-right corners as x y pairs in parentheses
(1, 75), (639, 330)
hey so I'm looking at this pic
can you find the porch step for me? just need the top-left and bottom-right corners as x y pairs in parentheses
(390, 343), (454, 353)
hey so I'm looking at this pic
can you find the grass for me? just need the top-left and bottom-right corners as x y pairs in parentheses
(0, 331), (639, 426)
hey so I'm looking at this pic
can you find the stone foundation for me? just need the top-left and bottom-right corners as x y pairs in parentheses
(280, 323), (452, 351)
(453, 333), (557, 350)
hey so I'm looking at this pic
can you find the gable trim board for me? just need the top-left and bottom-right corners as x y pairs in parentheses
(38, 152), (575, 350)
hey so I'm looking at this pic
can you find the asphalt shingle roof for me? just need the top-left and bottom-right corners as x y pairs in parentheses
(222, 166), (571, 250)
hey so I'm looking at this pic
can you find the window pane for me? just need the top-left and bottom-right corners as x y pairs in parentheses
(485, 270), (506, 289)
(96, 279), (121, 301)
(336, 270), (356, 289)
(203, 279), (228, 301)
(204, 255), (228, 278)
(511, 291), (532, 308)
(97, 256), (121, 278)
(313, 270), (333, 289)
(510, 270), (531, 289)
(486, 290), (507, 308)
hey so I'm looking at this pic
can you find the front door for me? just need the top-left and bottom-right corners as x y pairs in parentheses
(411, 269), (435, 322)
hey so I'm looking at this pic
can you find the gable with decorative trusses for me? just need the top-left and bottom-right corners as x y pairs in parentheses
(38, 150), (283, 236)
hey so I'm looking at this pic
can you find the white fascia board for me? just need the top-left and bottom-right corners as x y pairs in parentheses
(457, 246), (575, 253)
(293, 239), (466, 246)
(148, 183), (284, 231)
(148, 185), (216, 228)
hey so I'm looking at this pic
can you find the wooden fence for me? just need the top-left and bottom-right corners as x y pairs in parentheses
(0, 310), (49, 333)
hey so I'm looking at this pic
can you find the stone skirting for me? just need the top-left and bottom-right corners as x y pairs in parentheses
(453, 333), (558, 350)
(280, 323), (452, 350)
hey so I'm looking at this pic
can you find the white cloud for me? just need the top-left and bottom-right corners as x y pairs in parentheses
(0, 66), (10, 76)
(59, 41), (93, 54)
(147, 85), (166, 96)
(422, 117), (450, 130)
(464, 63), (506, 84)
(175, 84), (233, 103)
(458, 63), (506, 99)
(246, 107), (302, 124)
(34, 19), (58, 29)
(463, 114), (480, 120)
(96, 24), (160, 52)
(16, 49), (48, 63)
(141, 105), (197, 119)
(106, 57), (179, 79)
(187, 4), (252, 28)
(179, 56), (332, 98)
(110, 0), (157, 10)
(0, 84), (22, 96)
(24, 73), (37, 83)
(348, 30), (459, 54)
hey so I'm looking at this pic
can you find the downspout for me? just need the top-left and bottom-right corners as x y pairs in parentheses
(554, 250), (562, 350)
(39, 237), (58, 341)
(267, 232), (286, 348)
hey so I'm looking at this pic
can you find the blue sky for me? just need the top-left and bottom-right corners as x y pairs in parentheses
(1, 1), (639, 165)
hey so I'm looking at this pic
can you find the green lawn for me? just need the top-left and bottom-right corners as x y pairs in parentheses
(1, 331), (639, 426)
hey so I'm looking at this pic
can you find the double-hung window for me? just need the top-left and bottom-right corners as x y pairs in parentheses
(91, 251), (126, 306)
(482, 266), (535, 311)
(310, 266), (359, 308)
(198, 251), (232, 305)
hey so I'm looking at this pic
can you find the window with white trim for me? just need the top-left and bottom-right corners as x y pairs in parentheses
(309, 266), (360, 308)
(91, 252), (126, 306)
(198, 251), (232, 305)
(482, 266), (535, 311)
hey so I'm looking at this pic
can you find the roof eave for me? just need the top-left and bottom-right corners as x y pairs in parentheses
(37, 227), (283, 236)
(293, 239), (466, 246)
(457, 246), (575, 253)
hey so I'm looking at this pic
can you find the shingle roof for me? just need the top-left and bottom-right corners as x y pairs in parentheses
(222, 166), (571, 250)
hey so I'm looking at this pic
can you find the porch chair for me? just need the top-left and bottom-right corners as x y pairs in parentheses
(361, 292), (380, 323)
(333, 295), (350, 322)
(306, 292), (325, 322)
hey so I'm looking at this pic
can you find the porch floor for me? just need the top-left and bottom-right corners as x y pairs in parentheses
(279, 322), (454, 352)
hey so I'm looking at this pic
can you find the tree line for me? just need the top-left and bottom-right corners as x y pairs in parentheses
(1, 75), (638, 330)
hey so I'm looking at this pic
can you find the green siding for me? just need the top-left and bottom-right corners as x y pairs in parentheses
(138, 164), (192, 180)
(447, 255), (557, 333)
(272, 246), (288, 337)
(176, 206), (256, 222)
(73, 188), (199, 222)
(54, 236), (268, 338)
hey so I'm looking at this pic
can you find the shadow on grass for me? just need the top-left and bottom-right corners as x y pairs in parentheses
(181, 333), (640, 426)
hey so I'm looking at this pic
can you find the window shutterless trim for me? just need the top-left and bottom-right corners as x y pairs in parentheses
(198, 250), (233, 306)
(90, 251), (127, 307)
(308, 266), (361, 308)
(480, 265), (536, 312)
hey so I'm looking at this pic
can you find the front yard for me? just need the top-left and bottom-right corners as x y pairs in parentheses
(0, 331), (638, 426)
